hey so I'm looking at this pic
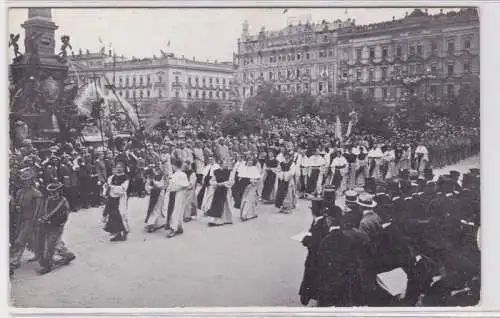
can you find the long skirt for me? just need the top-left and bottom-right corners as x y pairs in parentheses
(184, 188), (197, 219)
(275, 178), (297, 210)
(146, 190), (166, 228)
(145, 189), (162, 223)
(385, 161), (397, 180)
(104, 197), (129, 234)
(346, 164), (357, 189)
(355, 164), (368, 186)
(232, 178), (250, 209)
(165, 190), (187, 232)
(207, 188), (234, 225)
(307, 169), (320, 194)
(198, 185), (215, 213)
(398, 159), (411, 172)
(240, 183), (259, 220)
(261, 170), (277, 201)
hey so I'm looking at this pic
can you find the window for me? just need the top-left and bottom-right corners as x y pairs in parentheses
(147, 90), (150, 97)
(319, 50), (326, 58)
(296, 69), (300, 77)
(147, 75), (151, 84)
(382, 87), (388, 98)
(464, 62), (471, 73)
(417, 45), (423, 56)
(195, 91), (199, 98)
(306, 53), (310, 60)
(431, 40), (438, 52)
(342, 70), (348, 78)
(188, 77), (192, 85)
(382, 47), (388, 58)
(119, 77), (123, 84)
(368, 69), (374, 82)
(174, 91), (178, 98)
(222, 92), (226, 99)
(287, 55), (291, 61)
(139, 90), (143, 98)
(291, 54), (295, 61)
(269, 72), (273, 80)
(304, 83), (309, 91)
(447, 63), (454, 75)
(133, 76), (136, 85)
(202, 91), (206, 99)
(125, 91), (129, 98)
(250, 87), (253, 96)
(328, 82), (332, 92)
(356, 70), (362, 81)
(394, 65), (401, 76)
(416, 63), (423, 74)
(140, 76), (143, 85)
(223, 79), (226, 85)
(369, 87), (375, 97)
(296, 83), (301, 92)
(369, 47), (375, 58)
(119, 91), (122, 96)
(175, 76), (179, 83)
(209, 77), (213, 84)
(447, 84), (454, 97)
(431, 63), (438, 72)
(277, 84), (281, 91)
(260, 72), (264, 79)
(133, 91), (136, 97)
(409, 64), (416, 75)
(216, 78), (220, 84)
(209, 91), (213, 98)
(396, 46), (402, 57)
(409, 46), (416, 56)
(216, 91), (220, 98)
(447, 41), (455, 53)
(287, 84), (291, 91)
(430, 85), (438, 99)
(126, 77), (130, 85)
(328, 49), (334, 57)
(297, 53), (301, 60)
(306, 68), (311, 76)
(187, 92), (192, 98)
(202, 77), (206, 86)
(356, 48), (362, 60)
(381, 67), (387, 80)
(195, 77), (199, 85)
(319, 82), (324, 92)
(158, 76), (162, 83)
(465, 39), (471, 49)
(462, 84), (471, 91)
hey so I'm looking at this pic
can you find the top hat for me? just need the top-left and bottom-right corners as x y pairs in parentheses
(423, 167), (434, 180)
(19, 167), (36, 181)
(357, 193), (377, 208)
(46, 182), (64, 192)
(469, 168), (480, 176)
(399, 169), (410, 180)
(399, 179), (413, 195)
(325, 205), (343, 219)
(310, 197), (324, 215)
(344, 190), (358, 203)
(364, 177), (376, 194)
(409, 169), (419, 181)
(449, 170), (461, 180)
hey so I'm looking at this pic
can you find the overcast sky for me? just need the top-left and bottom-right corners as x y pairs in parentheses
(8, 7), (461, 62)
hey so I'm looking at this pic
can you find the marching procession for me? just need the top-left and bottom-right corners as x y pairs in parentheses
(9, 112), (480, 306)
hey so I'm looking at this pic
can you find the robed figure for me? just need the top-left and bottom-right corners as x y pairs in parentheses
(102, 161), (130, 242)
(145, 166), (166, 232)
(206, 161), (235, 226)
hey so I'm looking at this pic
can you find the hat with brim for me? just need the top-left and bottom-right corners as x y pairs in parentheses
(469, 168), (480, 176)
(344, 190), (358, 203)
(19, 167), (36, 181)
(47, 182), (64, 192)
(357, 193), (377, 208)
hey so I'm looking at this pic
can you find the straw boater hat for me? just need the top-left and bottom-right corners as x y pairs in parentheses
(47, 182), (64, 192)
(356, 193), (377, 208)
(19, 167), (36, 181)
(344, 190), (358, 204)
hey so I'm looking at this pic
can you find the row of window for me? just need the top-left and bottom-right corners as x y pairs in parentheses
(186, 91), (229, 100)
(243, 68), (315, 81)
(345, 38), (473, 61)
(242, 81), (334, 97)
(341, 61), (473, 81)
(117, 75), (231, 86)
(244, 48), (335, 66)
(358, 83), (463, 100)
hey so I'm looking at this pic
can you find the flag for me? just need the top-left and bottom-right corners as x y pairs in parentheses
(167, 40), (171, 47)
(346, 120), (353, 138)
(283, 9), (288, 14)
(335, 115), (343, 142)
(98, 37), (103, 44)
(345, 8), (348, 16)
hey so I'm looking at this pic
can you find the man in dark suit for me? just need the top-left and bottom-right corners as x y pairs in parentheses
(299, 198), (329, 306)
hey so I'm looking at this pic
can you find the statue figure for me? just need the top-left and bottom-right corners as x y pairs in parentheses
(9, 33), (21, 58)
(58, 35), (72, 58)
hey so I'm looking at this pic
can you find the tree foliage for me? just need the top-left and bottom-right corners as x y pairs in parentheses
(220, 110), (261, 137)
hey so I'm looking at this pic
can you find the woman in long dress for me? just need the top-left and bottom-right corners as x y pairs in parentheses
(231, 153), (247, 209)
(197, 155), (220, 215)
(239, 157), (262, 222)
(183, 159), (198, 222)
(164, 158), (190, 238)
(102, 160), (130, 242)
(306, 148), (326, 197)
(206, 160), (235, 226)
(261, 150), (279, 203)
(144, 165), (166, 233)
(275, 153), (298, 214)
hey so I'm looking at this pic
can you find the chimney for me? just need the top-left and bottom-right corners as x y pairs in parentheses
(393, 16), (395, 21)
(108, 49), (112, 56)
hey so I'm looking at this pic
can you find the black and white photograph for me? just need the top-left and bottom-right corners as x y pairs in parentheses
(7, 4), (482, 310)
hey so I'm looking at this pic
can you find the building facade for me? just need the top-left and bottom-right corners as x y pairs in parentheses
(234, 19), (352, 105)
(68, 51), (236, 114)
(336, 8), (480, 105)
(236, 8), (479, 106)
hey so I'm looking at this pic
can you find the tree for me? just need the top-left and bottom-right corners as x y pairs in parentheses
(186, 101), (204, 119)
(449, 79), (480, 127)
(397, 95), (430, 130)
(206, 102), (223, 120)
(351, 90), (392, 136)
(243, 82), (289, 118)
(220, 110), (261, 136)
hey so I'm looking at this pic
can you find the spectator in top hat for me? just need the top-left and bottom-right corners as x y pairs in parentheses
(299, 197), (329, 306)
(449, 170), (462, 192)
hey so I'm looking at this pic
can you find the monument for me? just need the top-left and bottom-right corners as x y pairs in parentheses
(9, 8), (79, 149)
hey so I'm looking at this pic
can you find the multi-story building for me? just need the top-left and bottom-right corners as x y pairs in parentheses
(234, 18), (352, 105)
(236, 8), (479, 107)
(336, 8), (480, 105)
(68, 51), (236, 114)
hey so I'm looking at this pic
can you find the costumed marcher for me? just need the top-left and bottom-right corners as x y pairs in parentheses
(206, 160), (235, 226)
(299, 198), (329, 306)
(231, 153), (246, 209)
(415, 143), (429, 177)
(239, 157), (262, 222)
(36, 182), (76, 274)
(164, 158), (190, 238)
(331, 150), (349, 195)
(197, 155), (220, 214)
(275, 152), (298, 214)
(144, 164), (166, 232)
(102, 160), (130, 242)
(183, 159), (198, 222)
(306, 148), (326, 197)
(10, 167), (44, 272)
(261, 150), (279, 203)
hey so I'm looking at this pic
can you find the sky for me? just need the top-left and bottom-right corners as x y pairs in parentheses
(8, 7), (462, 62)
